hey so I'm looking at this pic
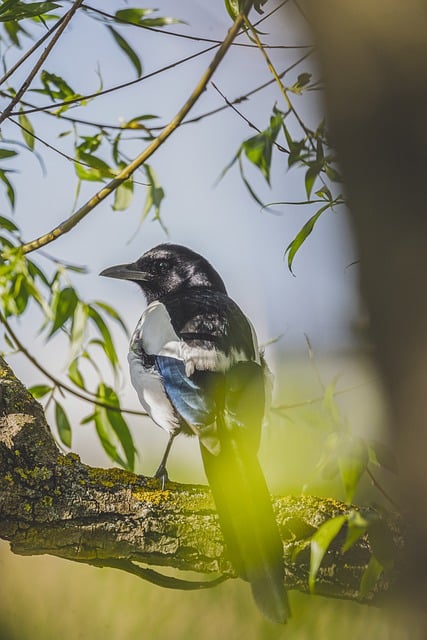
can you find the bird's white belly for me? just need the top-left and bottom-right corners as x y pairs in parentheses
(128, 350), (180, 435)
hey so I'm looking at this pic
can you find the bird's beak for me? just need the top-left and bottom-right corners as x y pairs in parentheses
(99, 262), (149, 281)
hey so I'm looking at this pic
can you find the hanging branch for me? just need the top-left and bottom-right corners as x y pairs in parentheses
(19, 7), (252, 255)
(0, 0), (85, 126)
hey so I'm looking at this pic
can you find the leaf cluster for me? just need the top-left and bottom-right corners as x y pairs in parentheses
(0, 218), (136, 468)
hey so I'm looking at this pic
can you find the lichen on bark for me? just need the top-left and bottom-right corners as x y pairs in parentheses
(0, 355), (402, 601)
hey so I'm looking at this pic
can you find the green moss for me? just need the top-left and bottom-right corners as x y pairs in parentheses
(15, 465), (53, 482)
(86, 466), (144, 488)
(57, 453), (80, 466)
(131, 487), (170, 505)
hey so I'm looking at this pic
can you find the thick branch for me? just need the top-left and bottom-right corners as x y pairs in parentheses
(0, 356), (401, 602)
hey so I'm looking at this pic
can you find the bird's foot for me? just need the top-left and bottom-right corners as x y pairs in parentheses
(154, 464), (169, 490)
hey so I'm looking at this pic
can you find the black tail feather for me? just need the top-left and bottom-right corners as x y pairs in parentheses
(200, 431), (290, 624)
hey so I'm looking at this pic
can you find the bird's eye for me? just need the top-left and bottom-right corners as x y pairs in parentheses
(157, 260), (169, 273)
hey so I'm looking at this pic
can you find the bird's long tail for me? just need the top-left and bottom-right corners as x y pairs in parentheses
(200, 410), (289, 623)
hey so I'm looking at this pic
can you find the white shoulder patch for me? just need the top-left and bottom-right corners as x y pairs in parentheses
(131, 301), (183, 360)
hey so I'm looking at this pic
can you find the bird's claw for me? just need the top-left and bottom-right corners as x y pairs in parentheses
(154, 464), (169, 490)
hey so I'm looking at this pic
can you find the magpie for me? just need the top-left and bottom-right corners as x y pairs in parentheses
(100, 243), (289, 623)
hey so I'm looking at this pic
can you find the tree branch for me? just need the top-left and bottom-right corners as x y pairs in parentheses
(0, 355), (402, 604)
(19, 8), (251, 255)
(0, 0), (85, 126)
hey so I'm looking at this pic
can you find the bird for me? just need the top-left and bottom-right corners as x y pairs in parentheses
(100, 243), (289, 623)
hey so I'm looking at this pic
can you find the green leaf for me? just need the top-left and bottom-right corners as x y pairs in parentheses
(11, 273), (29, 314)
(325, 165), (342, 182)
(68, 358), (85, 389)
(100, 384), (135, 471)
(75, 150), (114, 182)
(304, 164), (321, 199)
(18, 109), (35, 150)
(107, 26), (142, 77)
(112, 177), (133, 211)
(315, 185), (332, 202)
(86, 384), (136, 470)
(70, 302), (88, 360)
(92, 405), (127, 469)
(338, 436), (369, 504)
(322, 378), (340, 423)
(289, 72), (312, 95)
(241, 111), (283, 184)
(224, 0), (240, 20)
(0, 148), (18, 159)
(93, 301), (129, 337)
(0, 215), (19, 233)
(87, 305), (118, 369)
(28, 384), (52, 399)
(285, 204), (329, 274)
(342, 510), (369, 553)
(120, 113), (158, 131)
(3, 17), (28, 46)
(360, 555), (383, 598)
(115, 8), (181, 28)
(54, 400), (72, 448)
(142, 164), (165, 222)
(368, 439), (398, 475)
(49, 286), (79, 336)
(309, 515), (346, 592)
(77, 133), (103, 154)
(105, 408), (135, 471)
(0, 1), (59, 21)
(237, 155), (265, 207)
(0, 169), (15, 208)
(38, 70), (78, 101)
(115, 7), (153, 23)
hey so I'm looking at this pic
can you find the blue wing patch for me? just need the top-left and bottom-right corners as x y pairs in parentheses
(155, 355), (217, 427)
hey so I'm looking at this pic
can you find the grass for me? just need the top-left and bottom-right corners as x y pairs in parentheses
(0, 541), (423, 640)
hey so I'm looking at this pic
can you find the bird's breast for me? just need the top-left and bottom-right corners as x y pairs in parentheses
(127, 350), (181, 435)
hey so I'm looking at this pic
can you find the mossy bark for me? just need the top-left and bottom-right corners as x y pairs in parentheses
(0, 355), (401, 601)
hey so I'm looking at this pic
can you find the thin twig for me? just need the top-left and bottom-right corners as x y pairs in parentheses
(271, 378), (379, 413)
(1, 49), (314, 131)
(366, 468), (401, 511)
(211, 81), (289, 153)
(13, 43), (218, 117)
(0, 0), (85, 126)
(243, 13), (315, 146)
(0, 311), (146, 416)
(20, 7), (252, 254)
(83, 0), (308, 50)
(0, 14), (68, 87)
(8, 116), (149, 187)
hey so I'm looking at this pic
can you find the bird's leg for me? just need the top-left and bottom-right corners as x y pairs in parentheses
(154, 432), (177, 489)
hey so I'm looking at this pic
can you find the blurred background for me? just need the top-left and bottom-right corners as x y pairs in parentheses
(0, 1), (410, 638)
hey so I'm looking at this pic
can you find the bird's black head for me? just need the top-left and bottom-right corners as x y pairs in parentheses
(100, 244), (227, 303)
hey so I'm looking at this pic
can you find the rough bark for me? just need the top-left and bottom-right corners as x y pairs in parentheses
(0, 355), (400, 602)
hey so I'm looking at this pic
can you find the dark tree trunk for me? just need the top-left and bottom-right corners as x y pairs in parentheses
(306, 0), (427, 621)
